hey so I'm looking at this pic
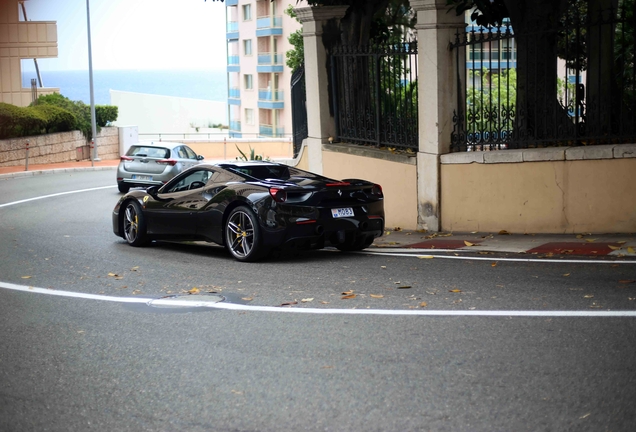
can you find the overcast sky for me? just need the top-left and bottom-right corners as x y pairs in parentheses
(21, 0), (227, 71)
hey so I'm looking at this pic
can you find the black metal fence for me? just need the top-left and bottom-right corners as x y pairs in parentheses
(330, 41), (418, 151)
(450, 3), (636, 152)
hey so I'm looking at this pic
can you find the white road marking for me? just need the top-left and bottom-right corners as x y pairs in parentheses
(362, 250), (636, 264)
(0, 185), (116, 208)
(2, 282), (636, 317)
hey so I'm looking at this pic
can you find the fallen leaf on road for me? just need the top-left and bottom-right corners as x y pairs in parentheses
(491, 262), (498, 267)
(342, 290), (354, 295)
(107, 272), (118, 277)
(563, 273), (570, 277)
(585, 238), (597, 243)
(397, 286), (412, 289)
(449, 289), (462, 293)
(370, 294), (384, 298)
(628, 247), (635, 254)
(608, 245), (621, 250)
(417, 255), (434, 259)
(301, 298), (314, 303)
(584, 294), (594, 298)
(394, 227), (402, 232)
(231, 390), (243, 395)
(619, 280), (635, 284)
(341, 294), (356, 299)
(130, 266), (139, 271)
(21, 276), (32, 279)
(320, 301), (330, 304)
(464, 241), (475, 246)
(498, 230), (510, 235)
(419, 302), (428, 307)
(279, 301), (298, 306)
(384, 231), (391, 235)
(188, 287), (200, 294)
(381, 266), (387, 269)
(242, 297), (253, 301)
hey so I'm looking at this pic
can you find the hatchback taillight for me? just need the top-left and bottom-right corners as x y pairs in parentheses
(269, 188), (287, 203)
(120, 156), (133, 162)
(156, 159), (177, 166)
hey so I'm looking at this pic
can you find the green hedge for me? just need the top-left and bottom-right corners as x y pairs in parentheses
(0, 95), (118, 140)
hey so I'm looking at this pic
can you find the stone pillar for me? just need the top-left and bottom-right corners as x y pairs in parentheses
(294, 5), (348, 175)
(411, 0), (465, 231)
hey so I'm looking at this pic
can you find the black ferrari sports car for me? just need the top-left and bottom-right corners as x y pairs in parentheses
(112, 161), (384, 261)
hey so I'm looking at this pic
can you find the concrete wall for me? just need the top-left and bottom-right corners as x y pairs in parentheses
(110, 90), (227, 136)
(182, 138), (293, 161)
(0, 126), (119, 167)
(440, 145), (636, 233)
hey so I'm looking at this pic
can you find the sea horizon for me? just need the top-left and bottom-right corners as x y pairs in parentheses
(21, 68), (228, 106)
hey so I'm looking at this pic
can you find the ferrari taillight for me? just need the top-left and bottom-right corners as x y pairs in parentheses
(269, 188), (287, 203)
(156, 159), (177, 166)
(371, 184), (383, 197)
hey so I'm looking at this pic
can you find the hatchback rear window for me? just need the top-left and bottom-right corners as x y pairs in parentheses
(126, 146), (170, 158)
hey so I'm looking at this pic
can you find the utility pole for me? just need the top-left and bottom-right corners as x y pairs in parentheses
(86, 0), (99, 164)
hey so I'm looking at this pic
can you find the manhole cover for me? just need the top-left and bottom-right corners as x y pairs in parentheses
(147, 293), (225, 308)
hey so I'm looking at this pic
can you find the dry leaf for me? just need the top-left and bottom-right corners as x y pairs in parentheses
(584, 294), (594, 298)
(498, 230), (510, 235)
(576, 234), (583, 239)
(561, 249), (574, 254)
(130, 266), (139, 271)
(320, 301), (330, 304)
(341, 290), (354, 295)
(608, 245), (621, 250)
(417, 255), (434, 259)
(491, 262), (498, 267)
(617, 241), (626, 244)
(341, 294), (356, 299)
(585, 238), (597, 243)
(370, 294), (384, 298)
(384, 231), (391, 235)
(280, 301), (298, 306)
(464, 241), (475, 246)
(397, 286), (412, 289)
(242, 297), (253, 301)
(21, 276), (32, 279)
(563, 273), (570, 277)
(107, 272), (117, 277)
(419, 302), (428, 307)
(301, 298), (314, 303)
(449, 289), (462, 293)
(394, 227), (402, 232)
(628, 247), (635, 254)
(381, 266), (387, 269)
(188, 287), (200, 294)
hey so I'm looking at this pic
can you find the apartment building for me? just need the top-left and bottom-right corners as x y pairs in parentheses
(225, 0), (301, 138)
(0, 0), (58, 106)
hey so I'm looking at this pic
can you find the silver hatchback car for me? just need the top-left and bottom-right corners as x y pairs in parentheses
(116, 142), (204, 193)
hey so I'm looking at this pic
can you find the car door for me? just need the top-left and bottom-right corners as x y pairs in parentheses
(143, 168), (214, 237)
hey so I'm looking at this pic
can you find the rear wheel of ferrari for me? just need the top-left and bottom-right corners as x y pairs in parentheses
(123, 200), (148, 246)
(225, 206), (263, 262)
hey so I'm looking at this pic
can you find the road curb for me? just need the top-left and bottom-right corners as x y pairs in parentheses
(0, 166), (117, 179)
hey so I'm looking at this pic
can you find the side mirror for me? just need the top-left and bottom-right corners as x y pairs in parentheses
(197, 155), (205, 161)
(146, 185), (160, 197)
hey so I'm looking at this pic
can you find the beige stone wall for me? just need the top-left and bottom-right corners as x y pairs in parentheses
(185, 139), (293, 161)
(440, 146), (636, 233)
(0, 126), (120, 167)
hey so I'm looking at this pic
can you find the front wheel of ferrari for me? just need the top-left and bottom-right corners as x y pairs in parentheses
(122, 200), (148, 246)
(225, 206), (264, 262)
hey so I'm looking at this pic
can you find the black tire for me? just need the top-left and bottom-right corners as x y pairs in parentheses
(118, 182), (130, 193)
(224, 206), (264, 262)
(336, 235), (374, 252)
(122, 200), (149, 246)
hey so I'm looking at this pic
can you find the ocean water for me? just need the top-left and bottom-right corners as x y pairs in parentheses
(21, 69), (227, 106)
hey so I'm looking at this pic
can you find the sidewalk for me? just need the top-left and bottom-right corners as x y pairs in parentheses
(2, 160), (634, 258)
(0, 159), (119, 178)
(372, 229), (636, 258)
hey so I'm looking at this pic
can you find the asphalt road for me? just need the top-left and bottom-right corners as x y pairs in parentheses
(1, 171), (635, 431)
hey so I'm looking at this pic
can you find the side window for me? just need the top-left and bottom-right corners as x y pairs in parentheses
(184, 146), (197, 160)
(166, 169), (214, 193)
(175, 146), (189, 159)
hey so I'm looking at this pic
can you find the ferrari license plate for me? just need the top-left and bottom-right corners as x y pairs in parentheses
(331, 207), (354, 218)
(132, 175), (152, 181)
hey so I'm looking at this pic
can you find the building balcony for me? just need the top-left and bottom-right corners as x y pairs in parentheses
(258, 88), (284, 109)
(226, 21), (239, 40)
(230, 120), (241, 132)
(228, 87), (241, 105)
(227, 55), (240, 73)
(226, 0), (238, 5)
(259, 124), (285, 138)
(256, 15), (283, 37)
(257, 52), (284, 73)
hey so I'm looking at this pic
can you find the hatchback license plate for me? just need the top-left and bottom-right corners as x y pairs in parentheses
(132, 175), (152, 181)
(331, 207), (354, 218)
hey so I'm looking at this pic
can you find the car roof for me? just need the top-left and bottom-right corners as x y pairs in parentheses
(130, 141), (185, 150)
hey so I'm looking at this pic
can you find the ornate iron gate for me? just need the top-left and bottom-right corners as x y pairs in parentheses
(290, 64), (308, 158)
